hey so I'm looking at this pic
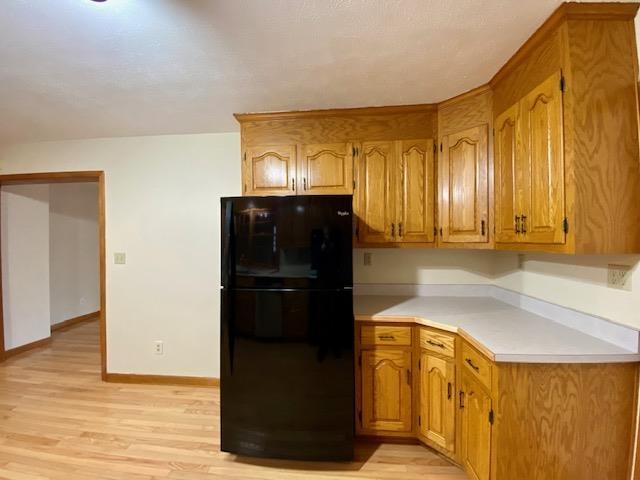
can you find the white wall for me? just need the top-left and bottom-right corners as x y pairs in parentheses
(49, 182), (99, 325)
(0, 133), (241, 377)
(354, 249), (495, 285)
(493, 252), (640, 330)
(1, 184), (51, 350)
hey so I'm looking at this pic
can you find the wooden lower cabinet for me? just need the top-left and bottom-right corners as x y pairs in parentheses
(360, 348), (412, 434)
(460, 371), (492, 480)
(419, 350), (455, 453)
(356, 322), (639, 480)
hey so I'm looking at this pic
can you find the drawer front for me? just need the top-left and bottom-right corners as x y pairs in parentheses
(361, 325), (412, 347)
(461, 342), (492, 390)
(419, 328), (455, 358)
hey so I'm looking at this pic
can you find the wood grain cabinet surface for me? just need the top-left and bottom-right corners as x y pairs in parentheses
(439, 125), (489, 244)
(355, 320), (638, 480)
(243, 145), (297, 195)
(419, 351), (455, 454)
(237, 3), (640, 254)
(299, 142), (354, 195)
(360, 348), (412, 434)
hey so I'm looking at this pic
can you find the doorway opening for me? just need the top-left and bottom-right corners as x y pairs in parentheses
(0, 172), (106, 379)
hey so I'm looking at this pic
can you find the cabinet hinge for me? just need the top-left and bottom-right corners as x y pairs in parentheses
(440, 143), (443, 152)
(560, 75), (566, 92)
(418, 415), (421, 426)
(562, 217), (569, 234)
(489, 409), (494, 425)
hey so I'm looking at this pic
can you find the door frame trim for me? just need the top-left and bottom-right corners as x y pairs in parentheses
(0, 171), (107, 380)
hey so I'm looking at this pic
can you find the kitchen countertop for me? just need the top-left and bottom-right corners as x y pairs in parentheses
(354, 295), (640, 363)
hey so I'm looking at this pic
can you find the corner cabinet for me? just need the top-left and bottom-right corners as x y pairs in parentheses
(438, 125), (489, 245)
(494, 72), (565, 247)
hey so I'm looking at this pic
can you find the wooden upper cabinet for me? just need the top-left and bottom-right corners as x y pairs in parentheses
(494, 103), (521, 243)
(243, 145), (297, 195)
(494, 71), (566, 246)
(520, 71), (565, 244)
(299, 143), (354, 195)
(357, 141), (395, 244)
(397, 139), (436, 243)
(461, 372), (492, 480)
(419, 351), (455, 453)
(361, 348), (412, 433)
(439, 125), (489, 243)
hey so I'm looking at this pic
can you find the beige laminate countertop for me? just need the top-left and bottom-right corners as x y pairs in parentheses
(354, 295), (640, 363)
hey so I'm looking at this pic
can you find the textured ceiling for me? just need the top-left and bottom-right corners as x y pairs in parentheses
(0, 0), (623, 144)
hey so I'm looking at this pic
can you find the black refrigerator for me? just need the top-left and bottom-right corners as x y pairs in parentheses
(220, 195), (354, 461)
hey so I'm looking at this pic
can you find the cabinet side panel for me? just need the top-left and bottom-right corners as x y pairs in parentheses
(496, 363), (638, 480)
(566, 19), (640, 253)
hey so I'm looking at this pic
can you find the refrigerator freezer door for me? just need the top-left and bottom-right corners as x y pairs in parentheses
(221, 195), (353, 289)
(220, 288), (354, 461)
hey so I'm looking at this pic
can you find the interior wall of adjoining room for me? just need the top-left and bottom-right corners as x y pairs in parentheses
(49, 182), (99, 325)
(1, 184), (51, 350)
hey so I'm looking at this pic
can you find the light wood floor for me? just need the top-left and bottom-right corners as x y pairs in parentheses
(0, 321), (467, 479)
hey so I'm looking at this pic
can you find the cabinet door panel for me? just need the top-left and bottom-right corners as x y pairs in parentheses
(397, 139), (435, 243)
(244, 145), (297, 195)
(361, 349), (412, 433)
(439, 125), (489, 243)
(420, 352), (455, 453)
(357, 141), (395, 243)
(300, 143), (353, 195)
(494, 103), (522, 243)
(461, 374), (492, 480)
(521, 71), (565, 244)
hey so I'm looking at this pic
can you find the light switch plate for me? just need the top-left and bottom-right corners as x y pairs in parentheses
(114, 252), (126, 265)
(607, 264), (632, 291)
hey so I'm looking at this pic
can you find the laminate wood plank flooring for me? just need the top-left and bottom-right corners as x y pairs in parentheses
(0, 321), (467, 479)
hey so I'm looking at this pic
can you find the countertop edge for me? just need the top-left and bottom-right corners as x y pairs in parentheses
(354, 313), (640, 364)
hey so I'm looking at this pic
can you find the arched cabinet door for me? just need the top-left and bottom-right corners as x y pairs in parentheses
(520, 71), (565, 245)
(299, 143), (354, 195)
(438, 124), (489, 244)
(243, 145), (297, 196)
(419, 351), (455, 453)
(361, 349), (412, 433)
(460, 372), (492, 480)
(494, 102), (522, 244)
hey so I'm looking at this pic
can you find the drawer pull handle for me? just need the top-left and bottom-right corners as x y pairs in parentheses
(427, 339), (445, 349)
(378, 334), (395, 341)
(466, 358), (480, 372)
(447, 382), (452, 400)
(406, 369), (411, 386)
(459, 391), (465, 409)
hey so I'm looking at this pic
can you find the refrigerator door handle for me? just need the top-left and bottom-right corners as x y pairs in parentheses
(222, 199), (235, 287)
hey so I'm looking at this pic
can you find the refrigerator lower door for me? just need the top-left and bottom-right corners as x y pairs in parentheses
(221, 288), (354, 461)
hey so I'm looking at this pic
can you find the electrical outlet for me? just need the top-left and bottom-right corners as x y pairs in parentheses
(607, 264), (632, 291)
(363, 252), (372, 266)
(114, 252), (126, 265)
(154, 340), (164, 355)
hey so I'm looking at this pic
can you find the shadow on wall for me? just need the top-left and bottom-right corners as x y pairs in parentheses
(353, 248), (501, 285)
